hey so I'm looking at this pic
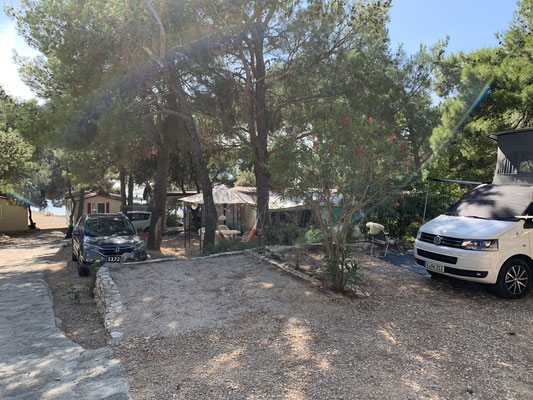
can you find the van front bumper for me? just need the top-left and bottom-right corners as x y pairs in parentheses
(414, 239), (499, 284)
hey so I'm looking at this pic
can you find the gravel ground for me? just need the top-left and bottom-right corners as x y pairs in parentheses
(111, 253), (533, 400)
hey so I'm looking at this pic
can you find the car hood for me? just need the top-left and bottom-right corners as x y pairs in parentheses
(85, 235), (142, 246)
(421, 214), (517, 239)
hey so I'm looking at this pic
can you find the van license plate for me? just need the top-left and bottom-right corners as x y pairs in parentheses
(107, 256), (121, 263)
(426, 262), (445, 273)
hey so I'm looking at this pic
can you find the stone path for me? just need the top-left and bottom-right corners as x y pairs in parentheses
(0, 231), (131, 399)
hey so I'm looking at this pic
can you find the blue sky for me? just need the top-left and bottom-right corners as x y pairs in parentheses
(0, 0), (519, 100)
(388, 0), (517, 54)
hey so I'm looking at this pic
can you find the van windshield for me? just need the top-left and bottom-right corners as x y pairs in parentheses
(445, 184), (533, 221)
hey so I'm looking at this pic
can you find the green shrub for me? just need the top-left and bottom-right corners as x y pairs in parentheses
(323, 246), (361, 291)
(166, 213), (179, 227)
(201, 237), (259, 256)
(265, 223), (302, 246)
(295, 227), (323, 244)
(65, 283), (81, 304)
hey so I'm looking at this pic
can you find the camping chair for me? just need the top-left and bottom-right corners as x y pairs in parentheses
(217, 225), (229, 239)
(241, 230), (251, 242)
(366, 222), (400, 258)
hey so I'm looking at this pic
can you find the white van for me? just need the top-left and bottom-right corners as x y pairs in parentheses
(124, 211), (151, 233)
(414, 184), (533, 298)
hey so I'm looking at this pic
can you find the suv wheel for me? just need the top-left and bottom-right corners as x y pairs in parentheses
(495, 258), (532, 299)
(78, 262), (89, 276)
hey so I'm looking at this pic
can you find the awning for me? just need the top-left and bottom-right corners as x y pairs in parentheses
(181, 185), (255, 205)
(269, 194), (307, 211)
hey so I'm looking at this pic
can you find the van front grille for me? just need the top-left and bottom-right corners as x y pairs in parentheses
(420, 232), (463, 249)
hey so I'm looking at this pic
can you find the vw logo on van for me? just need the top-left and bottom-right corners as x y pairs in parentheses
(433, 236), (442, 246)
(115, 247), (121, 254)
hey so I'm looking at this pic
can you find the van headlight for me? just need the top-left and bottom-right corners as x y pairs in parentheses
(416, 230), (422, 240)
(461, 239), (498, 251)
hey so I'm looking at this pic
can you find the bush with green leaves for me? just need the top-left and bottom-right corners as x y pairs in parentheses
(270, 104), (408, 290)
(201, 237), (259, 256)
(324, 246), (361, 290)
(165, 213), (180, 228)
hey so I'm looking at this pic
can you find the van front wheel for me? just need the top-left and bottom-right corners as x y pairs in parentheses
(495, 258), (532, 299)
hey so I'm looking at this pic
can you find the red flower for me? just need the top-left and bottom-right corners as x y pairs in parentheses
(314, 145), (320, 150)
(401, 194), (405, 200)
(373, 133), (378, 137)
(273, 149), (278, 154)
(401, 146), (407, 152)
(403, 162), (409, 168)
(390, 136), (397, 143)
(353, 148), (356, 152)
(343, 116), (349, 124)
(380, 120), (385, 125)
(328, 143), (332, 147)
(358, 149), (362, 153)
(368, 117), (373, 121)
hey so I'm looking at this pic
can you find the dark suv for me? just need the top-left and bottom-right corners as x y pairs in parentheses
(72, 213), (147, 276)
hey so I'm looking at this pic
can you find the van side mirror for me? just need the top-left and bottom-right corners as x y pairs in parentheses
(515, 216), (533, 229)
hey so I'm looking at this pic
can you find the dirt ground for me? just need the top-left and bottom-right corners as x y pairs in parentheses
(32, 210), (67, 230)
(159, 234), (200, 258)
(111, 253), (533, 400)
(44, 240), (107, 349)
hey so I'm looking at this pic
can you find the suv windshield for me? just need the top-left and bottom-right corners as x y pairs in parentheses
(446, 184), (533, 221)
(85, 218), (136, 237)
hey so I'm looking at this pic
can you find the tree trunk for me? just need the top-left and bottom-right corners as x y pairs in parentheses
(28, 206), (35, 229)
(127, 173), (134, 207)
(172, 83), (217, 246)
(76, 188), (85, 224)
(147, 145), (169, 251)
(145, 2), (216, 246)
(252, 26), (270, 234)
(119, 168), (126, 210)
(65, 183), (76, 238)
(254, 162), (270, 232)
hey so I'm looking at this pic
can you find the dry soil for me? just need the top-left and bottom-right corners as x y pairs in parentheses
(111, 253), (533, 400)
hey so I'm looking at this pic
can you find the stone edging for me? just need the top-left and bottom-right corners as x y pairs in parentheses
(94, 265), (124, 344)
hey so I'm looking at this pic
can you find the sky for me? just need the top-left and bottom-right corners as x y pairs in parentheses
(0, 0), (519, 101)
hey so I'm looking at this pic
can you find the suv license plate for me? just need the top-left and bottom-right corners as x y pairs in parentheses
(107, 256), (121, 263)
(426, 262), (445, 273)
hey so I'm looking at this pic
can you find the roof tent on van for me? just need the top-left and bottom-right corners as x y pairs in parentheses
(489, 128), (533, 184)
